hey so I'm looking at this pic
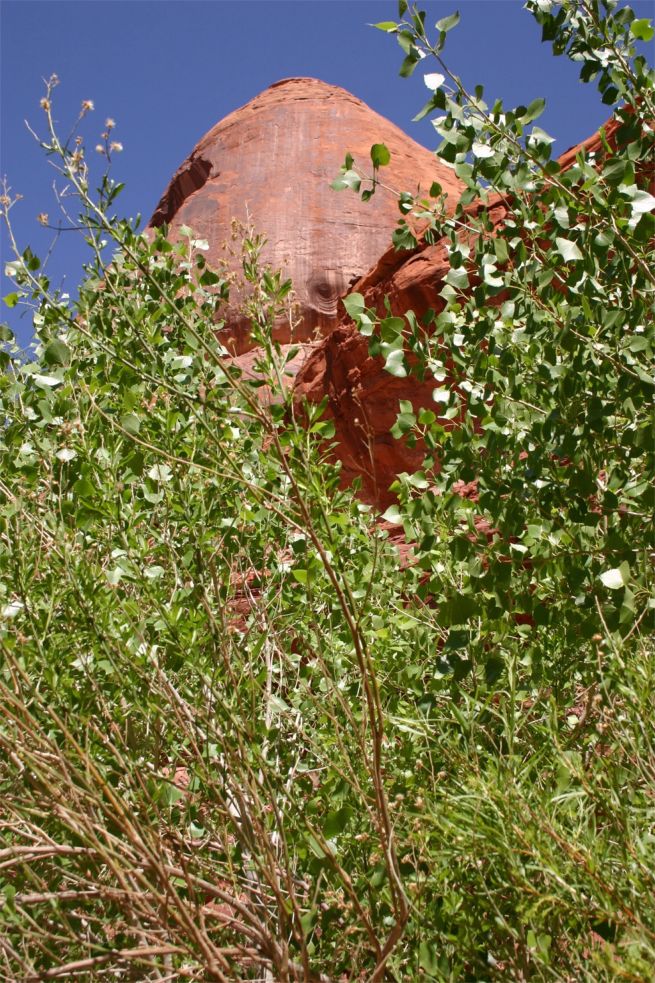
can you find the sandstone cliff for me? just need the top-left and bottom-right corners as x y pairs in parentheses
(292, 111), (651, 506)
(152, 81), (642, 511)
(150, 77), (462, 353)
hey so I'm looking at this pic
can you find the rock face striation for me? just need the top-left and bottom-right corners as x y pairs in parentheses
(150, 77), (462, 353)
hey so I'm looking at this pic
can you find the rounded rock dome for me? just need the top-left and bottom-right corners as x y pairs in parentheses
(150, 77), (463, 353)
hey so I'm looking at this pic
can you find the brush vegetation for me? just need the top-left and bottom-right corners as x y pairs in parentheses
(1, 1), (654, 979)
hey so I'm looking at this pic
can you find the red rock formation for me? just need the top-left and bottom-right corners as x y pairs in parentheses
(293, 110), (651, 508)
(150, 77), (462, 353)
(291, 193), (506, 505)
(152, 81), (648, 511)
(292, 323), (434, 505)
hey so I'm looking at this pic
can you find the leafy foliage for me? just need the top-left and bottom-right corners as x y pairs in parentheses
(347, 0), (655, 685)
(0, 2), (654, 980)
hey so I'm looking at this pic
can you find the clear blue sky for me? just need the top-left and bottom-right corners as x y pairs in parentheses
(2, 0), (653, 346)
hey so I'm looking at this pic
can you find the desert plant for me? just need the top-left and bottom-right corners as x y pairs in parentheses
(338, 0), (654, 686)
(0, 1), (653, 980)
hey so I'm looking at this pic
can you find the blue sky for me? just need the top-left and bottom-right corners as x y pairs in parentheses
(2, 0), (653, 346)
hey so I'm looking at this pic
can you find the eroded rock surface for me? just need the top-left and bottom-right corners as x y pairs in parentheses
(152, 83), (646, 511)
(293, 111), (649, 507)
(150, 77), (462, 353)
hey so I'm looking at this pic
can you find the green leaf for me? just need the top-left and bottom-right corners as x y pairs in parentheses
(73, 477), (95, 498)
(144, 565), (165, 580)
(435, 11), (460, 33)
(32, 373), (63, 388)
(3, 293), (19, 308)
(331, 169), (361, 192)
(310, 418), (336, 439)
(493, 237), (509, 264)
(373, 20), (398, 32)
(323, 806), (351, 837)
(307, 833), (331, 859)
(444, 629), (470, 651)
(483, 263), (504, 287)
(628, 190), (655, 216)
(528, 126), (555, 147)
(382, 504), (403, 524)
(23, 247), (40, 272)
(444, 593), (477, 624)
(602, 158), (629, 185)
(399, 53), (420, 78)
(342, 292), (365, 318)
(413, 92), (446, 122)
(523, 97), (546, 123)
(147, 463), (172, 483)
(121, 413), (141, 435)
(397, 29), (414, 54)
(392, 224), (418, 250)
(419, 940), (439, 976)
(43, 339), (71, 366)
(300, 909), (317, 937)
(631, 18), (654, 41)
(472, 141), (495, 159)
(370, 143), (391, 168)
(384, 349), (407, 378)
(599, 563), (630, 590)
(555, 237), (583, 262)
(407, 470), (429, 489)
(199, 269), (222, 286)
(445, 266), (469, 290)
(380, 315), (405, 341)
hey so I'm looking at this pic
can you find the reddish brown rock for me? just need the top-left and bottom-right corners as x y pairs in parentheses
(150, 77), (462, 353)
(291, 192), (507, 505)
(227, 342), (315, 404)
(293, 111), (650, 508)
(293, 322), (436, 506)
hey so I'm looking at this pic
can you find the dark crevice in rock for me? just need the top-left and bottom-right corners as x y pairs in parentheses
(150, 156), (212, 227)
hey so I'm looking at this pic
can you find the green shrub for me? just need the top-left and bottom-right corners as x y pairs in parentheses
(0, 2), (653, 979)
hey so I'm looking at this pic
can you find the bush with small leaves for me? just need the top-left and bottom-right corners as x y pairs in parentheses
(1, 3), (654, 979)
